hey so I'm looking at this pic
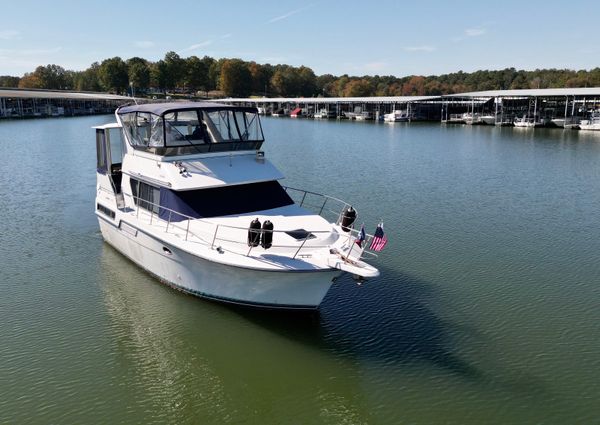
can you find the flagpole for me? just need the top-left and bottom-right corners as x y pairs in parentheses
(345, 230), (354, 263)
(346, 223), (365, 262)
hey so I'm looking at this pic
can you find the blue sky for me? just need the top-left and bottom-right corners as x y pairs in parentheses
(2, 0), (599, 77)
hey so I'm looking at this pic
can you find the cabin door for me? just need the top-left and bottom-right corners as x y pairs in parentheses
(96, 127), (125, 201)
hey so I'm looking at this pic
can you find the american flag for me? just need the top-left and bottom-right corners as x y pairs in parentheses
(369, 223), (387, 252)
(355, 224), (366, 247)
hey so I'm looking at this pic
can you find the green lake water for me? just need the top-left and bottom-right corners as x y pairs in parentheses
(1, 115), (599, 424)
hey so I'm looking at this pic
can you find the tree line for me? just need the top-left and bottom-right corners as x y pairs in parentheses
(2, 51), (600, 98)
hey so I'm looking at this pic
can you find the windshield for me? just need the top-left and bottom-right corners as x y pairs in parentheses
(119, 107), (264, 155)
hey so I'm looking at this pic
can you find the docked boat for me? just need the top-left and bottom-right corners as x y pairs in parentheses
(579, 110), (600, 131)
(256, 107), (270, 116)
(354, 111), (373, 121)
(314, 108), (336, 119)
(480, 114), (496, 125)
(94, 102), (382, 310)
(383, 110), (409, 122)
(271, 108), (287, 117)
(514, 115), (546, 128)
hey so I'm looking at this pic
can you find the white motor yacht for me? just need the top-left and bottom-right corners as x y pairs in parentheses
(480, 114), (496, 125)
(314, 108), (336, 119)
(383, 110), (409, 122)
(579, 110), (600, 131)
(514, 115), (546, 128)
(94, 102), (382, 310)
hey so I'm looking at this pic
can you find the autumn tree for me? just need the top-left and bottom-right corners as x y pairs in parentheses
(163, 51), (184, 90)
(18, 72), (43, 89)
(184, 55), (209, 94)
(219, 59), (251, 97)
(248, 61), (272, 96)
(343, 79), (373, 97)
(150, 60), (168, 93)
(18, 65), (70, 89)
(401, 76), (426, 96)
(126, 57), (150, 92)
(98, 57), (128, 93)
(0, 75), (19, 87)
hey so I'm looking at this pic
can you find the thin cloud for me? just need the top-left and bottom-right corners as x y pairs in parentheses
(403, 45), (436, 52)
(134, 41), (155, 49)
(180, 40), (213, 53)
(220, 33), (233, 39)
(465, 27), (486, 37)
(0, 30), (20, 40)
(268, 5), (311, 23)
(453, 27), (487, 42)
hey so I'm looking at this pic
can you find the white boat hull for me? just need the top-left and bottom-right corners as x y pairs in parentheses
(579, 121), (600, 131)
(513, 121), (536, 128)
(98, 217), (341, 309)
(480, 116), (496, 125)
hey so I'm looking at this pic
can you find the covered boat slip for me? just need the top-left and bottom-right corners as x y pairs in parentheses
(118, 102), (265, 156)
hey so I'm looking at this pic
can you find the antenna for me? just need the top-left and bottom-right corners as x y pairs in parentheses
(130, 82), (139, 105)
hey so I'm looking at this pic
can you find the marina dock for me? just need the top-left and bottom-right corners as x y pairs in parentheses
(2, 87), (600, 129)
(217, 87), (600, 128)
(0, 89), (129, 119)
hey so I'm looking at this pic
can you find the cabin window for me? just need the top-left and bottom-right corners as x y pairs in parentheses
(130, 179), (160, 214)
(97, 203), (116, 219)
(157, 180), (294, 222)
(106, 127), (125, 165)
(96, 129), (108, 173)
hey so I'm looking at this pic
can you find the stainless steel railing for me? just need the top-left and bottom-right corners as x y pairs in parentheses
(97, 186), (377, 260)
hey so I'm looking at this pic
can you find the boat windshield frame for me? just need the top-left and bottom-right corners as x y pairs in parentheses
(118, 105), (264, 156)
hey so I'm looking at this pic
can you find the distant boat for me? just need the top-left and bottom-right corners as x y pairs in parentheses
(463, 112), (481, 125)
(579, 110), (600, 131)
(271, 108), (286, 117)
(480, 114), (496, 125)
(257, 107), (270, 116)
(513, 116), (535, 128)
(514, 115), (546, 128)
(314, 108), (336, 119)
(354, 111), (373, 121)
(290, 107), (303, 118)
(383, 110), (409, 122)
(344, 106), (371, 120)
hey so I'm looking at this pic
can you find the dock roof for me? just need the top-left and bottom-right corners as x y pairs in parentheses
(0, 88), (130, 100)
(445, 87), (600, 99)
(213, 96), (440, 104)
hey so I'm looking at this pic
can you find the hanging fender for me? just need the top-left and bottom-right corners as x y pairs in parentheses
(247, 218), (261, 247)
(341, 206), (356, 232)
(261, 220), (274, 249)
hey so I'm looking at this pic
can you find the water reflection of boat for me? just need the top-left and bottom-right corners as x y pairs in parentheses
(94, 102), (381, 310)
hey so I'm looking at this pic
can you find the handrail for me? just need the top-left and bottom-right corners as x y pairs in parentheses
(282, 186), (351, 226)
(97, 186), (378, 260)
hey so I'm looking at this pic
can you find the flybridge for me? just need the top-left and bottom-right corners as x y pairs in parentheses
(116, 102), (265, 156)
